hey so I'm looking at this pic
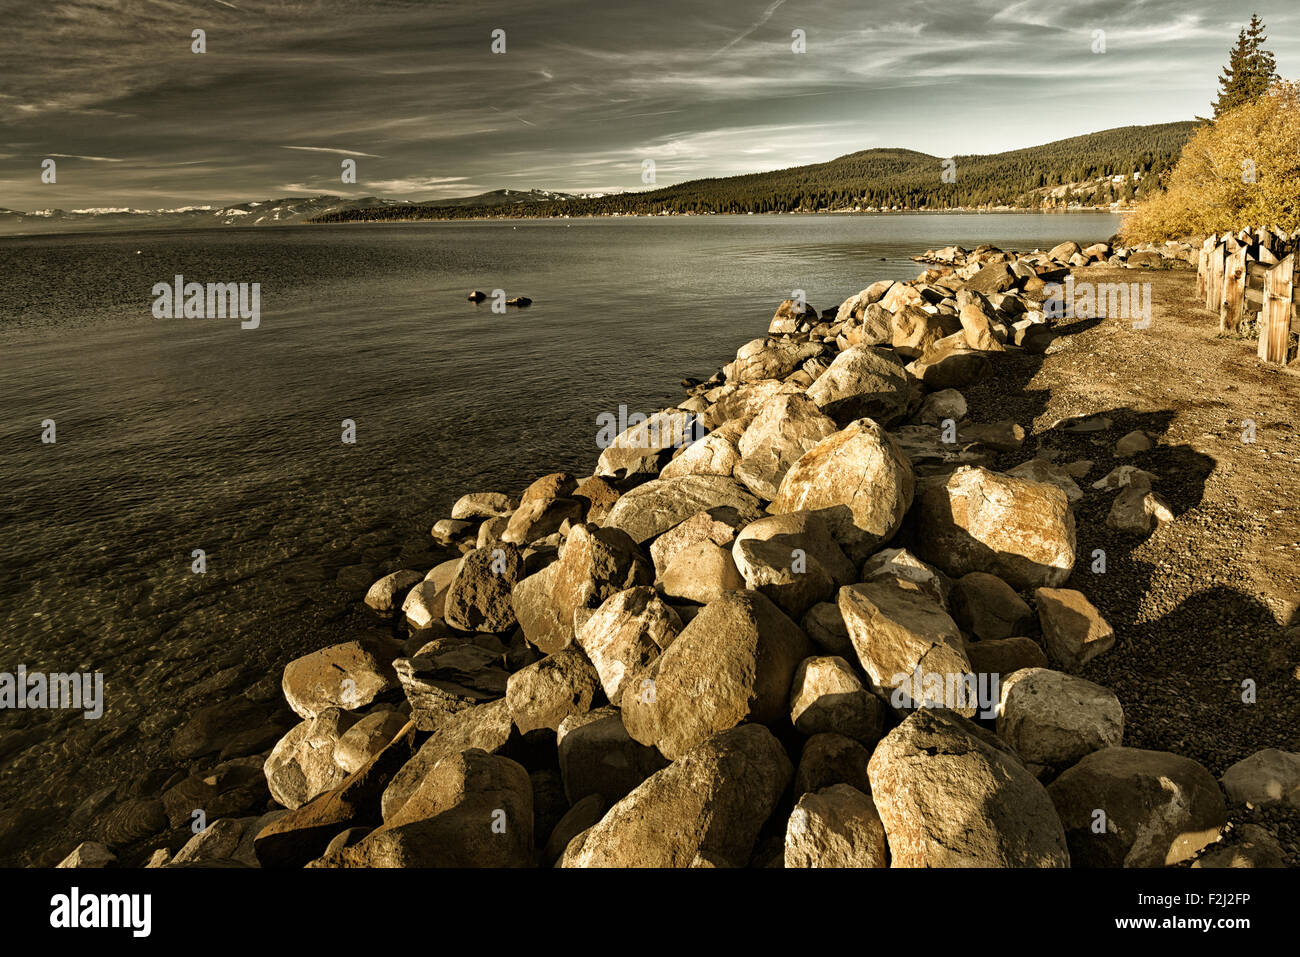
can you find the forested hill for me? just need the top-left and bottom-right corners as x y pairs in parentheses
(314, 121), (1198, 222)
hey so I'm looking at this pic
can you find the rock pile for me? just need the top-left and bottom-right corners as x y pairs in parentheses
(914, 239), (1199, 271)
(60, 240), (1293, 869)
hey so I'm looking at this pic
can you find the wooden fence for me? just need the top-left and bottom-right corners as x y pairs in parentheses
(1197, 227), (1300, 364)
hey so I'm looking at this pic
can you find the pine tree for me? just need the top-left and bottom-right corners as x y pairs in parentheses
(1213, 14), (1279, 117)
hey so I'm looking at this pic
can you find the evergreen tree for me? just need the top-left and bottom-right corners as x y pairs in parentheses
(1213, 14), (1278, 118)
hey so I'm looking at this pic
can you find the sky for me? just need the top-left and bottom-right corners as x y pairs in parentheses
(1, 0), (1298, 210)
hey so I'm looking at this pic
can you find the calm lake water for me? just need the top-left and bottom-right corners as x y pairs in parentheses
(0, 211), (1120, 863)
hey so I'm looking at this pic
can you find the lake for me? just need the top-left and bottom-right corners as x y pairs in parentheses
(0, 211), (1120, 863)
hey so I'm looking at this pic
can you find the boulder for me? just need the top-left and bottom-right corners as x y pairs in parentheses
(505, 647), (602, 735)
(784, 784), (888, 868)
(511, 523), (653, 654)
(1047, 747), (1226, 867)
(733, 393), (839, 499)
(658, 540), (745, 605)
(965, 636), (1049, 681)
(557, 708), (669, 805)
(319, 749), (533, 867)
(1035, 588), (1114, 671)
(451, 492), (517, 520)
(950, 572), (1032, 640)
(573, 475), (621, 524)
(868, 709), (1070, 867)
(956, 290), (1006, 351)
(264, 708), (357, 809)
(912, 466), (1076, 588)
(658, 431), (741, 480)
(838, 580), (976, 716)
(57, 841), (117, 868)
(914, 388), (967, 426)
(1220, 749), (1300, 808)
(334, 710), (410, 775)
(801, 601), (854, 657)
(731, 511), (856, 618)
(768, 297), (816, 335)
(364, 570), (423, 615)
(574, 586), (682, 706)
(621, 590), (811, 760)
(906, 337), (993, 390)
(604, 475), (763, 546)
(804, 346), (909, 425)
(996, 668), (1124, 773)
(596, 409), (702, 479)
(282, 639), (399, 720)
(442, 544), (525, 633)
(559, 724), (792, 868)
(391, 644), (508, 730)
(770, 419), (914, 564)
(730, 338), (824, 383)
(788, 655), (887, 746)
(794, 732), (872, 796)
(1106, 485), (1173, 534)
(860, 547), (951, 609)
(649, 508), (747, 578)
(380, 700), (515, 821)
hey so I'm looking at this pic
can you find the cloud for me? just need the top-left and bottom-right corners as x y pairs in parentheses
(281, 146), (385, 158)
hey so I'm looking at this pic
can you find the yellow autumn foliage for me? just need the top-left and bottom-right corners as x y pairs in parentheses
(1121, 81), (1300, 242)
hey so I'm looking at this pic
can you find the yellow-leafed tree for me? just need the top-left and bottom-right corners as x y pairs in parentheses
(1121, 81), (1300, 242)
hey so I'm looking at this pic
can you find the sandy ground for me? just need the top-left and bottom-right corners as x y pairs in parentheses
(964, 261), (1300, 864)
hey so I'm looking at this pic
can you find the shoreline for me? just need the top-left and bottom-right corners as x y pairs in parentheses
(47, 233), (1298, 870)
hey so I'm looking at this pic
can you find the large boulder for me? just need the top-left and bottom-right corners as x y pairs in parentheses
(557, 708), (669, 806)
(511, 524), (652, 654)
(658, 430), (741, 480)
(770, 419), (914, 564)
(1035, 587), (1115, 671)
(621, 590), (811, 760)
(559, 724), (792, 868)
(838, 580), (976, 716)
(442, 544), (525, 633)
(380, 699), (515, 821)
(996, 668), (1124, 774)
(788, 655), (887, 746)
(731, 511), (856, 618)
(596, 409), (701, 479)
(505, 647), (602, 735)
(733, 394), (838, 500)
(1219, 749), (1300, 809)
(317, 749), (533, 867)
(657, 540), (745, 605)
(603, 475), (762, 546)
(729, 338), (824, 384)
(574, 586), (682, 706)
(867, 709), (1070, 867)
(804, 346), (909, 425)
(648, 507), (747, 578)
(911, 466), (1075, 588)
(950, 572), (1032, 640)
(1047, 747), (1226, 867)
(281, 639), (400, 720)
(264, 709), (357, 810)
(784, 784), (889, 868)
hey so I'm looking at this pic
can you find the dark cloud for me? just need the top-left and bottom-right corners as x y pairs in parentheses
(1, 0), (1296, 209)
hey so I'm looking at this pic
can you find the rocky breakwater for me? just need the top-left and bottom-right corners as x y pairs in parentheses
(58, 242), (1297, 869)
(915, 239), (1199, 271)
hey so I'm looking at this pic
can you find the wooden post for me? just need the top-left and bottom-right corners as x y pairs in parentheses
(1197, 236), (1215, 301)
(1220, 244), (1247, 333)
(1207, 242), (1226, 312)
(1259, 252), (1295, 363)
